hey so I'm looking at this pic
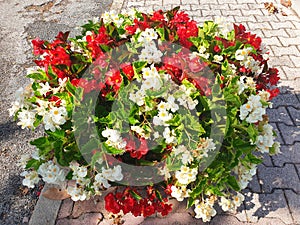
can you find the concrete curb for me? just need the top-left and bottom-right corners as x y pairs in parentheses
(29, 184), (66, 225)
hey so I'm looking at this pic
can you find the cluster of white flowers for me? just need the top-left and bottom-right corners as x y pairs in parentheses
(21, 171), (40, 188)
(175, 165), (198, 185)
(239, 95), (266, 123)
(121, 8), (137, 20)
(173, 145), (193, 165)
(101, 10), (124, 27)
(92, 165), (123, 194)
(170, 185), (191, 201)
(194, 199), (217, 222)
(219, 192), (245, 212)
(235, 47), (260, 74)
(177, 85), (199, 110)
(234, 163), (257, 189)
(192, 137), (216, 160)
(102, 128), (127, 149)
(255, 124), (276, 153)
(213, 55), (223, 63)
(37, 161), (67, 185)
(237, 76), (256, 95)
(131, 125), (149, 139)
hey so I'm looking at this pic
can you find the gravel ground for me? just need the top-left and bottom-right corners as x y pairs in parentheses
(0, 0), (112, 224)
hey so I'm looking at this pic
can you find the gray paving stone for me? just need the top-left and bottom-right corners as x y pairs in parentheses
(285, 190), (300, 224)
(221, 9), (242, 16)
(271, 93), (300, 109)
(247, 174), (261, 193)
(202, 9), (222, 16)
(267, 107), (294, 125)
(57, 198), (74, 219)
(285, 28), (300, 38)
(271, 46), (300, 57)
(296, 164), (300, 177)
(278, 123), (300, 145)
(278, 80), (300, 93)
(292, 21), (300, 29)
(229, 3), (249, 10)
(272, 143), (300, 167)
(72, 196), (105, 218)
(288, 107), (300, 126)
(269, 123), (284, 145)
(254, 15), (280, 22)
(244, 189), (293, 224)
(257, 164), (300, 193)
(240, 9), (264, 16)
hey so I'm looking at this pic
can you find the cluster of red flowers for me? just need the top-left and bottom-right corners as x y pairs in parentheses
(105, 186), (173, 217)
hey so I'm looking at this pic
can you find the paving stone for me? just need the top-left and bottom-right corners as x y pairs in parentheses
(285, 190), (300, 223)
(256, 217), (286, 225)
(221, 9), (242, 16)
(278, 80), (300, 93)
(268, 56), (295, 67)
(271, 93), (300, 109)
(278, 37), (300, 47)
(270, 21), (296, 30)
(272, 143), (300, 167)
(278, 123), (300, 145)
(244, 189), (293, 224)
(290, 56), (300, 68)
(56, 213), (103, 225)
(267, 107), (293, 125)
(240, 9), (264, 16)
(202, 9), (222, 16)
(217, 0), (237, 3)
(254, 15), (280, 22)
(247, 22), (272, 31)
(57, 198), (74, 219)
(127, 1), (145, 7)
(280, 66), (300, 80)
(263, 29), (290, 38)
(287, 107), (300, 126)
(234, 15), (257, 23)
(257, 164), (300, 193)
(72, 196), (105, 218)
(199, 0), (219, 4)
(247, 174), (261, 193)
(269, 122), (284, 145)
(285, 28), (300, 38)
(271, 46), (299, 57)
(181, 0), (199, 4)
(229, 3), (249, 10)
(262, 36), (282, 47)
(142, 212), (205, 225)
(210, 214), (250, 225)
(292, 21), (300, 29)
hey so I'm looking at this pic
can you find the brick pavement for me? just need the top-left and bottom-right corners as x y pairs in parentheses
(55, 0), (300, 224)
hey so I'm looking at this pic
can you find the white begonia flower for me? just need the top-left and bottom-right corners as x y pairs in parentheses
(141, 76), (162, 91)
(194, 201), (217, 222)
(138, 28), (158, 44)
(94, 173), (111, 189)
(219, 196), (235, 212)
(70, 162), (88, 178)
(19, 154), (31, 169)
(158, 110), (173, 122)
(102, 11), (113, 24)
(129, 90), (145, 106)
(167, 95), (179, 112)
(170, 185), (190, 201)
(139, 41), (163, 64)
(255, 124), (275, 153)
(232, 193), (245, 208)
(37, 161), (66, 185)
(101, 165), (123, 182)
(21, 171), (40, 188)
(235, 47), (252, 61)
(43, 114), (56, 132)
(38, 82), (52, 96)
(239, 95), (266, 123)
(17, 110), (36, 129)
(213, 55), (223, 63)
(215, 17), (233, 38)
(153, 116), (164, 126)
(49, 106), (68, 125)
(258, 90), (271, 102)
(175, 166), (198, 185)
(35, 99), (49, 116)
(102, 128), (126, 149)
(273, 141), (281, 154)
(67, 186), (88, 201)
(163, 127), (176, 144)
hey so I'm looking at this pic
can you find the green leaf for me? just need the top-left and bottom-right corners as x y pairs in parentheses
(91, 152), (103, 167)
(27, 71), (48, 81)
(190, 179), (207, 198)
(130, 190), (142, 201)
(227, 175), (240, 191)
(66, 80), (76, 96)
(25, 159), (42, 170)
(102, 143), (124, 155)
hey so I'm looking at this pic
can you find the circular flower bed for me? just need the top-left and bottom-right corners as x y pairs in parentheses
(10, 7), (281, 222)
